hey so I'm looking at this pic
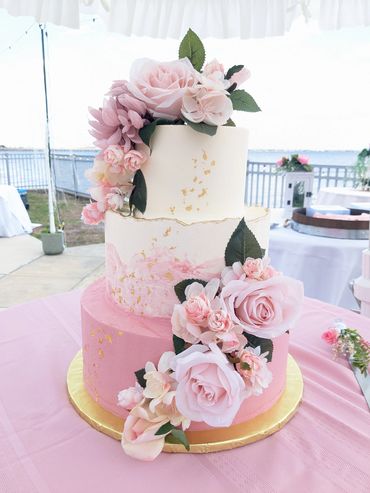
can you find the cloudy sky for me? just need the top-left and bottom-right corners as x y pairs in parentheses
(0, 9), (369, 150)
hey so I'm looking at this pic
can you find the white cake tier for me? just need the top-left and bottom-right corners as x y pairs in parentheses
(137, 125), (248, 223)
(105, 207), (269, 318)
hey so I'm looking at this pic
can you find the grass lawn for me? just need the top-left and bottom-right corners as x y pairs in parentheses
(28, 191), (104, 247)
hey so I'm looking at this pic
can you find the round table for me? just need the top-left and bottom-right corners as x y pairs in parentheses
(0, 290), (369, 493)
(269, 227), (367, 310)
(316, 187), (370, 208)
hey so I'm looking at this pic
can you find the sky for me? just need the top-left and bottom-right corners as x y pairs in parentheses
(0, 9), (369, 150)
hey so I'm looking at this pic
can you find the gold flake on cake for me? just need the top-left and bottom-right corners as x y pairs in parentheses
(98, 337), (104, 344)
(185, 205), (192, 211)
(137, 296), (142, 304)
(105, 335), (112, 344)
(193, 177), (198, 183)
(169, 206), (176, 214)
(181, 188), (188, 196)
(164, 271), (174, 281)
(204, 169), (211, 175)
(90, 330), (95, 337)
(211, 160), (216, 166)
(117, 331), (123, 336)
(202, 150), (208, 160)
(98, 349), (104, 359)
(198, 188), (207, 198)
(163, 227), (172, 237)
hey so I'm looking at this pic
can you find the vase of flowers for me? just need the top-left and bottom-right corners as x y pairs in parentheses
(277, 155), (314, 209)
(354, 147), (370, 191)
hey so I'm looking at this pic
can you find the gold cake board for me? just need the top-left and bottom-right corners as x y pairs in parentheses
(67, 351), (303, 453)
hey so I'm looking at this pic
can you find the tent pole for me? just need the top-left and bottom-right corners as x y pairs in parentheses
(39, 23), (56, 234)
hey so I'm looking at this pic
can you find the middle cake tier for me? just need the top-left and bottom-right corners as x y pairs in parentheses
(105, 208), (269, 318)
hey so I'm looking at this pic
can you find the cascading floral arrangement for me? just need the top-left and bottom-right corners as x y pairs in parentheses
(276, 154), (313, 173)
(81, 29), (260, 225)
(117, 219), (304, 461)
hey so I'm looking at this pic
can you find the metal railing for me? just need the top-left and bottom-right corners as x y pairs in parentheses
(0, 149), (359, 208)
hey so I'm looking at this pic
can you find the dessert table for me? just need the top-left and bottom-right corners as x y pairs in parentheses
(316, 187), (370, 208)
(0, 289), (369, 493)
(0, 185), (32, 237)
(269, 227), (367, 310)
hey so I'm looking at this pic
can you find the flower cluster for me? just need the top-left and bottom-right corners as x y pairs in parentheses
(322, 321), (370, 375)
(276, 154), (313, 173)
(82, 29), (259, 224)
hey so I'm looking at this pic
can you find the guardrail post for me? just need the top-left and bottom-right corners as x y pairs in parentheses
(5, 152), (11, 185)
(72, 154), (79, 198)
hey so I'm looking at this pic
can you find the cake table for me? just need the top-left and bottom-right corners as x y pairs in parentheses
(0, 289), (369, 493)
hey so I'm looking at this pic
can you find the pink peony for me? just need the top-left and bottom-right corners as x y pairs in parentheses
(237, 346), (272, 397)
(181, 86), (233, 126)
(229, 66), (251, 88)
(221, 276), (304, 338)
(81, 202), (105, 225)
(172, 344), (245, 427)
(222, 258), (278, 285)
(298, 155), (309, 165)
(103, 145), (125, 172)
(123, 149), (148, 173)
(128, 58), (198, 120)
(322, 329), (338, 345)
(117, 383), (143, 410)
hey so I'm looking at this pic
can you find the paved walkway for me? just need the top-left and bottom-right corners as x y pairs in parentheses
(0, 235), (104, 309)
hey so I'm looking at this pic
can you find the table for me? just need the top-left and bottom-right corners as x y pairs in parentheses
(0, 185), (32, 237)
(316, 187), (370, 208)
(0, 290), (369, 493)
(269, 227), (367, 310)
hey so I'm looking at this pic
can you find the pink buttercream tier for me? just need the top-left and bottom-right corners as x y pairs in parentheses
(81, 278), (289, 431)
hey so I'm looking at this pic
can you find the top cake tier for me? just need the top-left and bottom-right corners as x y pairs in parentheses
(137, 125), (248, 223)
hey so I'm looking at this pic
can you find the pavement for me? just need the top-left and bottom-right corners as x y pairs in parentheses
(0, 235), (104, 310)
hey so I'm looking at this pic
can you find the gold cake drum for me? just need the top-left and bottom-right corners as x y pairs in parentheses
(67, 351), (303, 453)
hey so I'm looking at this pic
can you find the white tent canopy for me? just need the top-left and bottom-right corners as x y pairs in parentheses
(1, 0), (370, 38)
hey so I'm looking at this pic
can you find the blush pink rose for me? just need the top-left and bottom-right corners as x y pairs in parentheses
(105, 188), (126, 211)
(81, 202), (104, 225)
(322, 329), (338, 345)
(117, 383), (143, 410)
(181, 86), (233, 126)
(221, 276), (304, 338)
(103, 145), (125, 167)
(123, 149), (148, 173)
(229, 66), (251, 88)
(203, 59), (224, 77)
(221, 258), (278, 285)
(128, 58), (198, 120)
(172, 344), (245, 427)
(276, 158), (283, 167)
(237, 346), (272, 397)
(298, 155), (309, 165)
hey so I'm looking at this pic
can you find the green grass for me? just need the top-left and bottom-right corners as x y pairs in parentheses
(28, 191), (104, 247)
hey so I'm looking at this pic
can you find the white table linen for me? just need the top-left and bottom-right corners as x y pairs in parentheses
(316, 187), (370, 208)
(0, 185), (33, 237)
(269, 226), (367, 310)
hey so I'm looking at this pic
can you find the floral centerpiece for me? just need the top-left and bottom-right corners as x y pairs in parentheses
(276, 154), (313, 173)
(354, 147), (370, 191)
(117, 219), (304, 461)
(82, 29), (260, 224)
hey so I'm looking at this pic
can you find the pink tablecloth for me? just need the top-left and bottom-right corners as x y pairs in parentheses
(0, 291), (369, 493)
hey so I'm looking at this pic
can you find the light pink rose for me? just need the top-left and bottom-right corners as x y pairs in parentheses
(221, 276), (304, 338)
(276, 158), (283, 167)
(207, 309), (233, 332)
(123, 149), (148, 173)
(229, 66), (251, 88)
(181, 86), (233, 126)
(237, 346), (272, 397)
(81, 202), (105, 225)
(298, 155), (309, 165)
(172, 344), (245, 427)
(221, 258), (278, 285)
(322, 329), (338, 345)
(103, 145), (125, 171)
(105, 188), (126, 211)
(128, 58), (198, 120)
(86, 158), (131, 187)
(203, 59), (224, 77)
(117, 383), (143, 410)
(184, 293), (211, 326)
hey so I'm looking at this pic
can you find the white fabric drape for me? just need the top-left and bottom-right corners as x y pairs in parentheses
(0, 0), (369, 37)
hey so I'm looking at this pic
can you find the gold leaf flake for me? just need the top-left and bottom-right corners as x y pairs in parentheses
(90, 330), (95, 337)
(98, 337), (104, 344)
(210, 160), (216, 166)
(137, 296), (142, 304)
(181, 189), (188, 196)
(105, 335), (112, 344)
(98, 349), (104, 359)
(118, 331), (123, 336)
(198, 188), (207, 198)
(202, 150), (208, 160)
(204, 169), (211, 175)
(163, 227), (172, 237)
(193, 177), (198, 183)
(169, 206), (176, 214)
(192, 158), (197, 164)
(185, 205), (193, 211)
(189, 188), (195, 193)
(164, 271), (174, 281)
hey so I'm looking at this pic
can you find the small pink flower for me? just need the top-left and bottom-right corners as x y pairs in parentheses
(181, 86), (233, 126)
(322, 329), (338, 345)
(105, 188), (126, 211)
(237, 346), (272, 397)
(221, 258), (278, 285)
(184, 293), (212, 326)
(103, 145), (125, 171)
(298, 155), (309, 165)
(81, 202), (105, 225)
(229, 66), (251, 88)
(117, 383), (143, 410)
(276, 158), (283, 167)
(207, 309), (233, 333)
(123, 149), (148, 173)
(203, 59), (225, 77)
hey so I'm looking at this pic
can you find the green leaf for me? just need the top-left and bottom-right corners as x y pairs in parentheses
(173, 335), (186, 355)
(155, 421), (175, 436)
(229, 89), (261, 112)
(165, 429), (190, 451)
(174, 278), (208, 303)
(134, 368), (146, 388)
(224, 218), (263, 266)
(178, 28), (205, 71)
(183, 118), (217, 136)
(224, 118), (236, 127)
(129, 170), (147, 214)
(244, 333), (274, 363)
(227, 82), (237, 94)
(225, 65), (244, 80)
(138, 118), (175, 148)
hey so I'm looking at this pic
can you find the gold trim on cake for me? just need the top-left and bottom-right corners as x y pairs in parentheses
(67, 351), (303, 453)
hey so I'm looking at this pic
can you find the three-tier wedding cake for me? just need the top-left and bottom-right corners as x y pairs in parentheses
(76, 30), (304, 461)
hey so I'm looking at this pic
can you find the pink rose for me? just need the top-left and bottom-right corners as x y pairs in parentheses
(221, 258), (278, 284)
(103, 145), (125, 171)
(121, 412), (168, 461)
(203, 59), (224, 78)
(123, 149), (148, 173)
(181, 86), (233, 126)
(117, 383), (143, 410)
(221, 276), (304, 338)
(298, 155), (309, 165)
(322, 329), (338, 345)
(237, 346), (272, 397)
(105, 188), (126, 211)
(276, 158), (283, 167)
(172, 344), (245, 427)
(128, 58), (198, 120)
(184, 293), (211, 325)
(81, 202), (104, 225)
(207, 309), (233, 332)
(86, 159), (131, 187)
(229, 66), (251, 88)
